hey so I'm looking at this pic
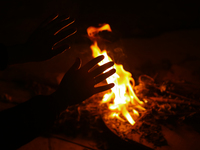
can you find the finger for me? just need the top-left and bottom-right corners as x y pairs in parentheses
(90, 61), (114, 77)
(94, 83), (115, 94)
(82, 55), (104, 72)
(53, 28), (77, 44)
(51, 44), (70, 57)
(53, 18), (75, 35)
(68, 58), (82, 73)
(46, 15), (70, 29)
(38, 13), (59, 29)
(94, 68), (116, 84)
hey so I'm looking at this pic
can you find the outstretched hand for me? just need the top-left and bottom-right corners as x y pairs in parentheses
(52, 55), (116, 109)
(8, 14), (76, 64)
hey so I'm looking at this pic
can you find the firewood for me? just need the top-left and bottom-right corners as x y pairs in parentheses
(147, 97), (200, 106)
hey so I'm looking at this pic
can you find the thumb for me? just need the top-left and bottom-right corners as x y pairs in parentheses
(60, 58), (81, 85)
(68, 57), (81, 72)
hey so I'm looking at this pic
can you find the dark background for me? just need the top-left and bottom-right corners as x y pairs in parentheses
(0, 0), (200, 103)
(1, 0), (200, 41)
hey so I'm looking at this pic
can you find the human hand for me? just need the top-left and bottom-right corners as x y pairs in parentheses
(8, 14), (76, 64)
(52, 55), (116, 109)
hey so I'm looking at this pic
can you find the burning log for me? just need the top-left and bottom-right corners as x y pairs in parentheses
(52, 77), (200, 149)
(86, 24), (170, 149)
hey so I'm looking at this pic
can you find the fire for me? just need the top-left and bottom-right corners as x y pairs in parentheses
(87, 24), (145, 125)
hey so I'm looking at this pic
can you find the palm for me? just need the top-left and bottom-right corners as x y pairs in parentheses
(53, 55), (116, 108)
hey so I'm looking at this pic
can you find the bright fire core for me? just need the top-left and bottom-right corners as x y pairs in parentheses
(87, 24), (145, 125)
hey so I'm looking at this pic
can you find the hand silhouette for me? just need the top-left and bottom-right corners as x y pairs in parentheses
(52, 55), (116, 109)
(8, 14), (76, 64)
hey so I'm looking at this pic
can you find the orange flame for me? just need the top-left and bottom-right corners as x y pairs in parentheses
(87, 24), (145, 125)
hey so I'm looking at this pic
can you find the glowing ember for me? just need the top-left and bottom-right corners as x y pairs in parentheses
(87, 24), (146, 125)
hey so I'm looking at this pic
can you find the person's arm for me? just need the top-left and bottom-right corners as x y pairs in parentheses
(0, 55), (116, 149)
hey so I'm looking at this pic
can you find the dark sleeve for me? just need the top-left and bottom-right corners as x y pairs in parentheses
(0, 43), (8, 70)
(0, 95), (60, 149)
